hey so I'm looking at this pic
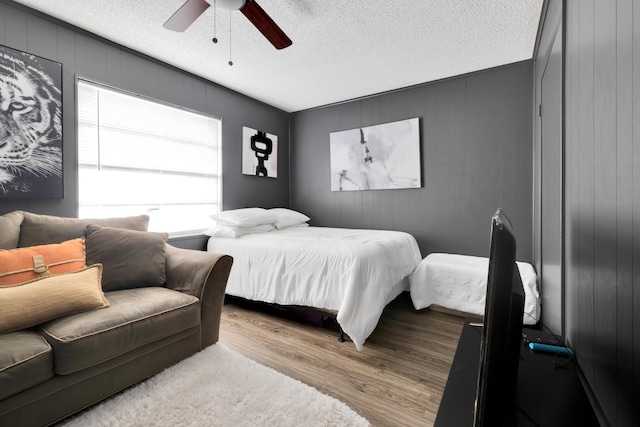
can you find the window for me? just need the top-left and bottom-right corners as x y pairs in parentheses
(77, 79), (221, 236)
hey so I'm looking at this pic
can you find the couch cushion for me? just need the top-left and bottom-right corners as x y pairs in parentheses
(18, 212), (149, 247)
(0, 211), (24, 250)
(0, 237), (86, 286)
(0, 265), (109, 334)
(0, 330), (54, 400)
(85, 225), (168, 291)
(40, 287), (199, 375)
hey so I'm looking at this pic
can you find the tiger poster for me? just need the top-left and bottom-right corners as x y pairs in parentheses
(0, 44), (63, 198)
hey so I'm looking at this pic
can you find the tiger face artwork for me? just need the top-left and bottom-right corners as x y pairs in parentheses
(0, 46), (62, 196)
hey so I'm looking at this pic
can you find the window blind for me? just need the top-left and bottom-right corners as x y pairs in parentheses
(77, 79), (221, 235)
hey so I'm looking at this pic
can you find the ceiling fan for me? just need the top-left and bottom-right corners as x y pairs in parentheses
(163, 0), (292, 50)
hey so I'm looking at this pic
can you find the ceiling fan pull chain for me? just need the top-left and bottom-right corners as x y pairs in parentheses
(212, 0), (218, 43)
(228, 12), (233, 66)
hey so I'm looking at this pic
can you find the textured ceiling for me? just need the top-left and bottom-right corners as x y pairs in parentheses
(12, 0), (544, 112)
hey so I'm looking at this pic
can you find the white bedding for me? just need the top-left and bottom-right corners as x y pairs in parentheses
(408, 253), (540, 325)
(207, 226), (422, 350)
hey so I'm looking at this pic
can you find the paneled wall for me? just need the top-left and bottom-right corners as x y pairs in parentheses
(290, 62), (534, 262)
(0, 1), (289, 234)
(564, 0), (640, 425)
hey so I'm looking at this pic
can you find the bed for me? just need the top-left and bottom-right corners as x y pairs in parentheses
(206, 211), (422, 351)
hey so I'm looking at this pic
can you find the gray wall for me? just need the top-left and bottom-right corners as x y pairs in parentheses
(564, 0), (640, 425)
(0, 0), (290, 250)
(290, 62), (534, 262)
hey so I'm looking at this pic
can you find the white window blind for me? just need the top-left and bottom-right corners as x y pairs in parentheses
(77, 79), (221, 235)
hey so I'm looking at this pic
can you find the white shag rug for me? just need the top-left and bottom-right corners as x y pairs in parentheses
(60, 344), (370, 427)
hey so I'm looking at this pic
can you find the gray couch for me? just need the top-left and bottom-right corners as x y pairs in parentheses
(0, 211), (233, 426)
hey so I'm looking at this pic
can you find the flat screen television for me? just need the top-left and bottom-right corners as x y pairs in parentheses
(473, 208), (525, 426)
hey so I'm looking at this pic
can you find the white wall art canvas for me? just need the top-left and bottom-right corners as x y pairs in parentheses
(330, 117), (421, 191)
(242, 126), (278, 178)
(0, 44), (63, 198)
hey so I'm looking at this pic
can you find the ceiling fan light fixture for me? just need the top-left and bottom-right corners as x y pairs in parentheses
(208, 0), (245, 10)
(164, 0), (291, 49)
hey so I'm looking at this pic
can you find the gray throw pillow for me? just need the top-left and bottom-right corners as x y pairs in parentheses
(85, 224), (168, 291)
(19, 212), (149, 247)
(0, 211), (24, 249)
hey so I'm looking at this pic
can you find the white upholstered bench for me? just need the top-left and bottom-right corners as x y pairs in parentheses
(408, 253), (540, 325)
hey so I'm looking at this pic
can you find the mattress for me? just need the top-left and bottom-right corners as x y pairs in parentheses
(408, 253), (540, 325)
(207, 226), (422, 350)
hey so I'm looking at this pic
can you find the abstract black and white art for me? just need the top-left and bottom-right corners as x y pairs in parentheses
(330, 117), (421, 191)
(0, 45), (63, 198)
(242, 126), (278, 178)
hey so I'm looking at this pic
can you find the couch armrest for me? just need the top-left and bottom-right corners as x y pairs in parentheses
(164, 245), (233, 349)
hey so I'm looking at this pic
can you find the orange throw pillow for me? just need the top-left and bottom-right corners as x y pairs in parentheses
(0, 238), (86, 286)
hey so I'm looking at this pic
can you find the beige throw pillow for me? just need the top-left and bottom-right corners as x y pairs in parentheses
(0, 265), (109, 334)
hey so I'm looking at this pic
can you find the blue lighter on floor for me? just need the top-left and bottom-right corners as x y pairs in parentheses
(528, 342), (575, 357)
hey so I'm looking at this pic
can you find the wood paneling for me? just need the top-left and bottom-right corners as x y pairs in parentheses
(220, 293), (465, 427)
(633, 1), (640, 423)
(564, 0), (640, 424)
(291, 63), (534, 262)
(592, 0), (618, 419)
(0, 0), (289, 218)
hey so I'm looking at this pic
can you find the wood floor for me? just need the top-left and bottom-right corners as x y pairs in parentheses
(219, 293), (466, 427)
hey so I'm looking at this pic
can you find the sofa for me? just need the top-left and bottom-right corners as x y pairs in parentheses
(0, 211), (233, 426)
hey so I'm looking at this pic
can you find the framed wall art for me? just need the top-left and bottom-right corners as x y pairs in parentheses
(0, 44), (63, 198)
(242, 126), (278, 178)
(330, 117), (421, 191)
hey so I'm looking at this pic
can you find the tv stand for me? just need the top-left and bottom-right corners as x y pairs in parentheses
(435, 322), (598, 426)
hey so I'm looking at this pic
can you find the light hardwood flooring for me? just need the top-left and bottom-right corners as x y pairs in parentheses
(219, 293), (466, 427)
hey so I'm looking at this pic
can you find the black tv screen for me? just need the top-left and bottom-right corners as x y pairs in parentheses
(473, 208), (525, 426)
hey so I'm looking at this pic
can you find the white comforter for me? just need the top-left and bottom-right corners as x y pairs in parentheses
(207, 226), (422, 350)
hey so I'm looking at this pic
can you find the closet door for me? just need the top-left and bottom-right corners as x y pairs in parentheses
(540, 23), (563, 335)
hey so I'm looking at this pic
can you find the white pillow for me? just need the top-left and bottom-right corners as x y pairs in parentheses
(268, 208), (310, 229)
(210, 208), (276, 228)
(204, 223), (275, 238)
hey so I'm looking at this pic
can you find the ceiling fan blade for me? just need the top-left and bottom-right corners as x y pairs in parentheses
(163, 0), (211, 32)
(240, 0), (292, 49)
